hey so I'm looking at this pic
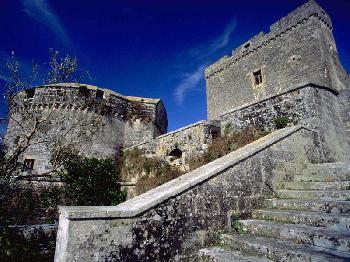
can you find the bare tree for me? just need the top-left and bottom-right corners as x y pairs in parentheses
(0, 50), (97, 178)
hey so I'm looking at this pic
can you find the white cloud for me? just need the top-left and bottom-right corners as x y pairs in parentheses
(174, 20), (237, 104)
(208, 20), (237, 52)
(22, 0), (71, 47)
(174, 64), (206, 105)
(184, 19), (237, 61)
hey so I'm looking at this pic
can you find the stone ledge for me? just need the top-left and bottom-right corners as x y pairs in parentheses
(220, 83), (338, 118)
(59, 125), (305, 220)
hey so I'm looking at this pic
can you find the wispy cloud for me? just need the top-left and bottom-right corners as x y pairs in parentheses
(179, 19), (237, 63)
(0, 73), (9, 82)
(21, 0), (71, 47)
(174, 20), (237, 104)
(174, 64), (206, 105)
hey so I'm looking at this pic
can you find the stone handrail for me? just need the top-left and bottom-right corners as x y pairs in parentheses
(55, 125), (317, 261)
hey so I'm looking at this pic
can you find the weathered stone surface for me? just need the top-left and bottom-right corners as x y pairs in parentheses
(5, 83), (167, 176)
(53, 1), (350, 261)
(197, 247), (272, 262)
(8, 224), (57, 258)
(276, 189), (350, 200)
(55, 126), (317, 261)
(220, 234), (350, 261)
(241, 219), (350, 252)
(206, 0), (349, 120)
(283, 181), (350, 190)
(252, 209), (350, 230)
(220, 85), (350, 163)
(339, 88), (350, 146)
(125, 120), (221, 172)
(264, 199), (350, 214)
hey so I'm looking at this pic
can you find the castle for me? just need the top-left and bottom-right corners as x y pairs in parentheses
(5, 0), (350, 261)
(5, 83), (167, 176)
(6, 1), (350, 186)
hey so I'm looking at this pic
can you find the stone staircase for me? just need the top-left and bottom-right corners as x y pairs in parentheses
(198, 162), (350, 261)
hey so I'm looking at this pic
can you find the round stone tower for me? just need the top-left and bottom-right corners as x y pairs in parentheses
(5, 83), (167, 175)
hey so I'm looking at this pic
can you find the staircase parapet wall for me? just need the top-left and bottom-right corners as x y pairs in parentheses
(54, 125), (323, 261)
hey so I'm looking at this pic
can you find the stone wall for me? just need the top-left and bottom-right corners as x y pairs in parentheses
(54, 126), (322, 261)
(8, 224), (57, 259)
(339, 88), (350, 146)
(221, 84), (350, 162)
(124, 120), (220, 171)
(205, 0), (349, 120)
(5, 83), (167, 175)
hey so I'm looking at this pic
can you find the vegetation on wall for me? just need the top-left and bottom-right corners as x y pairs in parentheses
(0, 145), (126, 260)
(122, 127), (270, 195)
(121, 149), (184, 195)
(274, 116), (290, 129)
(189, 127), (269, 170)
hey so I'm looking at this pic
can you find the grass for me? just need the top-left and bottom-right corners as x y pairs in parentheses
(123, 127), (270, 196)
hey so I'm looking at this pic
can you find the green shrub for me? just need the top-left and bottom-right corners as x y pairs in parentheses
(58, 154), (127, 206)
(231, 213), (246, 234)
(273, 116), (289, 129)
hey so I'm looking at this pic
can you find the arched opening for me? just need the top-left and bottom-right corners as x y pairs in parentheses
(168, 147), (182, 158)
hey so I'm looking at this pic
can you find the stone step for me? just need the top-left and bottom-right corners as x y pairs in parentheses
(241, 219), (350, 252)
(220, 234), (350, 261)
(284, 181), (350, 190)
(294, 173), (350, 182)
(197, 247), (272, 262)
(276, 190), (350, 200)
(252, 209), (350, 230)
(296, 162), (350, 182)
(313, 162), (350, 171)
(263, 199), (350, 214)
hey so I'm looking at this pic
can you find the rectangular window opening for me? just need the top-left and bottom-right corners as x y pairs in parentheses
(244, 42), (251, 49)
(253, 70), (263, 86)
(96, 89), (104, 100)
(24, 158), (35, 170)
(79, 86), (90, 96)
(25, 89), (35, 99)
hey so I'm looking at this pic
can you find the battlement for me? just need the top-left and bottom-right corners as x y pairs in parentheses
(205, 0), (349, 120)
(10, 83), (167, 133)
(205, 0), (332, 79)
(6, 83), (168, 174)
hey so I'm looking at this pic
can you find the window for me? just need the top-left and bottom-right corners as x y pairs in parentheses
(24, 159), (35, 170)
(96, 90), (104, 100)
(253, 70), (263, 86)
(243, 42), (251, 49)
(79, 86), (90, 96)
(25, 89), (35, 99)
(168, 147), (182, 158)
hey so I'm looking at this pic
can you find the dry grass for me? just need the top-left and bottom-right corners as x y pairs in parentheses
(123, 127), (269, 195)
(120, 149), (184, 195)
(188, 127), (269, 170)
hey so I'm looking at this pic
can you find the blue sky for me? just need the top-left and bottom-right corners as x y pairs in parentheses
(0, 0), (349, 132)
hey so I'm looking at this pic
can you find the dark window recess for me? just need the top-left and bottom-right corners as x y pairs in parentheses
(243, 42), (251, 49)
(253, 70), (263, 85)
(79, 86), (90, 96)
(169, 148), (182, 158)
(96, 90), (104, 100)
(24, 159), (35, 170)
(212, 130), (221, 139)
(25, 89), (35, 99)
(14, 136), (20, 145)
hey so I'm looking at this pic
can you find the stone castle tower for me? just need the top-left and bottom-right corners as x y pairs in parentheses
(205, 0), (350, 120)
(202, 0), (350, 163)
(5, 83), (167, 175)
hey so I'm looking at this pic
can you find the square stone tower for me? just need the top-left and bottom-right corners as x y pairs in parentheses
(205, 0), (350, 120)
